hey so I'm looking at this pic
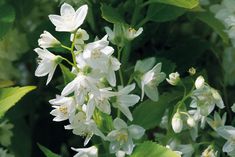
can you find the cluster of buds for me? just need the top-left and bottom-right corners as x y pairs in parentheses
(34, 3), (148, 156)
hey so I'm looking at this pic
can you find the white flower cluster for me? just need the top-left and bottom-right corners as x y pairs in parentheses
(34, 3), (146, 156)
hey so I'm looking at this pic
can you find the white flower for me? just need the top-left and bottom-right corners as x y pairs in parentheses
(65, 105), (106, 146)
(49, 3), (88, 32)
(0, 121), (13, 147)
(206, 112), (226, 130)
(116, 150), (126, 157)
(71, 28), (89, 50)
(34, 48), (61, 85)
(190, 85), (225, 117)
(49, 95), (76, 121)
(107, 118), (145, 155)
(112, 84), (140, 121)
(72, 146), (98, 157)
(172, 112), (183, 133)
(83, 35), (120, 86)
(141, 63), (166, 101)
(38, 31), (61, 48)
(126, 27), (143, 40)
(61, 73), (99, 104)
(217, 126), (235, 155)
(187, 117), (196, 128)
(201, 146), (217, 157)
(195, 76), (205, 89)
(166, 72), (180, 86)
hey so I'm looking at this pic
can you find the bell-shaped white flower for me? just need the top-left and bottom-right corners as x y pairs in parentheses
(191, 85), (225, 117)
(195, 75), (205, 89)
(71, 28), (89, 45)
(49, 3), (88, 32)
(38, 31), (61, 48)
(112, 84), (140, 121)
(34, 48), (61, 85)
(206, 112), (226, 130)
(217, 126), (235, 155)
(141, 63), (166, 102)
(172, 112), (183, 133)
(126, 27), (143, 40)
(72, 146), (98, 157)
(61, 73), (99, 104)
(49, 95), (76, 121)
(107, 118), (145, 155)
(65, 105), (106, 146)
(201, 146), (217, 157)
(83, 35), (120, 86)
(166, 72), (180, 86)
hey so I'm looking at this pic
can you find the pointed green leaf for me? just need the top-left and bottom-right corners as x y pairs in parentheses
(38, 144), (61, 157)
(132, 91), (181, 130)
(131, 141), (180, 157)
(100, 3), (124, 24)
(59, 64), (76, 85)
(0, 86), (36, 117)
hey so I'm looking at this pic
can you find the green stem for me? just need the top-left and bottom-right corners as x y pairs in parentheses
(61, 44), (71, 51)
(60, 57), (75, 67)
(136, 17), (149, 28)
(117, 47), (124, 86)
(70, 30), (80, 72)
(127, 74), (134, 85)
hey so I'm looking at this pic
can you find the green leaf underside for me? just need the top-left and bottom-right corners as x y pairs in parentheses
(148, 0), (199, 9)
(0, 86), (36, 117)
(130, 141), (180, 157)
(38, 144), (61, 157)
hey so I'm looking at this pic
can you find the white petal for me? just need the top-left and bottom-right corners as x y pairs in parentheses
(86, 98), (96, 120)
(128, 125), (145, 139)
(122, 138), (134, 155)
(109, 142), (121, 154)
(60, 3), (75, 16)
(113, 118), (127, 129)
(144, 85), (159, 102)
(119, 83), (135, 94)
(46, 64), (57, 85)
(61, 78), (76, 96)
(119, 105), (133, 121)
(106, 69), (116, 86)
(74, 5), (88, 29)
(48, 15), (64, 28)
(119, 94), (140, 106)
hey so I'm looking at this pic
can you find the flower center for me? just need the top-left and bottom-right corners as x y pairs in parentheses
(59, 106), (68, 115)
(91, 49), (101, 59)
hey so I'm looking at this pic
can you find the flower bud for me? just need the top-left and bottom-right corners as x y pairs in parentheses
(166, 72), (180, 86)
(187, 117), (196, 127)
(195, 75), (205, 89)
(172, 112), (183, 133)
(188, 67), (196, 75)
(38, 31), (61, 48)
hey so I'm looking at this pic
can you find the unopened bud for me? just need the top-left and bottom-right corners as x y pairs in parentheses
(195, 75), (205, 89)
(166, 72), (180, 86)
(172, 112), (183, 133)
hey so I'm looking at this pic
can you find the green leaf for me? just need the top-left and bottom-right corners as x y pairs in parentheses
(132, 91), (181, 130)
(38, 144), (61, 157)
(0, 86), (36, 117)
(195, 11), (229, 44)
(100, 3), (124, 24)
(0, 4), (15, 38)
(0, 80), (14, 88)
(147, 4), (186, 22)
(93, 109), (113, 134)
(130, 141), (180, 157)
(148, 0), (199, 9)
(59, 64), (76, 85)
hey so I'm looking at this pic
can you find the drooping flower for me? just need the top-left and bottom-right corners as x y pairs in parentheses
(112, 84), (140, 121)
(107, 118), (145, 155)
(172, 112), (183, 133)
(38, 31), (61, 48)
(217, 126), (235, 156)
(49, 95), (76, 121)
(195, 76), (205, 89)
(72, 146), (98, 157)
(140, 63), (166, 101)
(166, 72), (180, 86)
(49, 3), (88, 32)
(34, 48), (61, 85)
